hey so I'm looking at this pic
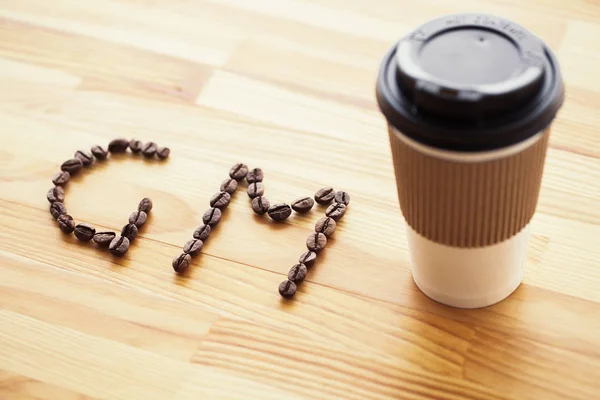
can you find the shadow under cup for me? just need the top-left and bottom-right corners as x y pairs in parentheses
(375, 13), (565, 308)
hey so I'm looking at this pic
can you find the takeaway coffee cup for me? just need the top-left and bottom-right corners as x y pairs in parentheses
(376, 14), (564, 308)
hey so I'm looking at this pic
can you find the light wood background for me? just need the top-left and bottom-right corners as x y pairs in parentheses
(1, 0), (600, 399)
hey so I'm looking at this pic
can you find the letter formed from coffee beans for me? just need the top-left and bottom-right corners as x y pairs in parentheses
(314, 187), (336, 205)
(57, 214), (75, 234)
(203, 207), (222, 226)
(157, 147), (170, 160)
(299, 251), (317, 267)
(288, 263), (308, 283)
(306, 232), (327, 252)
(61, 158), (83, 175)
(108, 138), (129, 153)
(267, 203), (292, 221)
(251, 196), (270, 215)
(138, 197), (153, 213)
(291, 197), (314, 213)
(220, 178), (238, 194)
(246, 168), (264, 183)
(247, 182), (264, 199)
(183, 239), (203, 255)
(278, 280), (297, 298)
(129, 211), (148, 227)
(315, 217), (336, 237)
(141, 142), (158, 158)
(129, 139), (143, 153)
(172, 253), (192, 273)
(47, 186), (65, 203)
(74, 150), (94, 167)
(109, 235), (130, 256)
(52, 171), (70, 186)
(334, 190), (350, 205)
(325, 203), (346, 221)
(193, 224), (211, 241)
(121, 223), (138, 241)
(74, 223), (96, 242)
(50, 202), (67, 219)
(91, 145), (108, 160)
(93, 231), (116, 246)
(229, 163), (248, 181)
(210, 192), (231, 209)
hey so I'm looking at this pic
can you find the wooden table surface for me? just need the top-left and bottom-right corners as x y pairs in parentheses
(2, 0), (600, 399)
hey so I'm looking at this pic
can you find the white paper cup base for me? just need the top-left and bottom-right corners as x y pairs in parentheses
(407, 224), (530, 308)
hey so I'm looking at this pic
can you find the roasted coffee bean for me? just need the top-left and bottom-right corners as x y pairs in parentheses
(291, 197), (314, 213)
(108, 138), (129, 153)
(183, 239), (203, 255)
(325, 203), (347, 221)
(129, 211), (148, 227)
(210, 191), (231, 209)
(334, 190), (350, 205)
(157, 147), (170, 159)
(50, 202), (67, 219)
(299, 251), (317, 267)
(246, 168), (264, 183)
(61, 158), (83, 175)
(138, 197), (153, 213)
(172, 253), (192, 273)
(306, 232), (327, 252)
(141, 142), (158, 158)
(129, 139), (142, 153)
(229, 163), (248, 181)
(251, 196), (270, 215)
(267, 203), (292, 221)
(193, 224), (211, 241)
(247, 182), (264, 199)
(57, 214), (75, 234)
(288, 263), (308, 283)
(74, 150), (94, 166)
(74, 223), (95, 241)
(315, 217), (336, 237)
(314, 187), (335, 205)
(47, 186), (65, 203)
(52, 171), (70, 186)
(202, 207), (222, 226)
(109, 235), (130, 256)
(93, 231), (116, 246)
(278, 280), (297, 298)
(220, 178), (238, 194)
(121, 223), (138, 241)
(91, 145), (108, 160)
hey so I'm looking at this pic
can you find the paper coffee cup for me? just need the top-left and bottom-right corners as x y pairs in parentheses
(376, 14), (564, 308)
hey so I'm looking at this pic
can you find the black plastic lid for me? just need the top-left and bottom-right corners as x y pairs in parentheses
(376, 13), (565, 151)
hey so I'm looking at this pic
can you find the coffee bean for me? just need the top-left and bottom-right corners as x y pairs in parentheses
(325, 203), (346, 221)
(57, 214), (75, 234)
(251, 196), (270, 215)
(288, 263), (308, 283)
(108, 138), (129, 153)
(202, 207), (222, 226)
(46, 186), (65, 203)
(61, 158), (83, 175)
(267, 203), (292, 221)
(121, 223), (138, 241)
(74, 150), (94, 167)
(220, 178), (238, 194)
(278, 280), (297, 298)
(129, 211), (148, 227)
(157, 147), (170, 159)
(246, 168), (264, 183)
(306, 232), (327, 252)
(109, 235), (130, 256)
(299, 251), (317, 267)
(291, 197), (314, 213)
(210, 191), (231, 209)
(141, 142), (158, 158)
(229, 163), (248, 181)
(334, 190), (350, 205)
(52, 171), (70, 186)
(74, 223), (95, 241)
(315, 217), (336, 237)
(93, 231), (116, 246)
(91, 145), (108, 160)
(183, 239), (203, 255)
(138, 197), (153, 213)
(314, 187), (335, 205)
(247, 182), (264, 199)
(50, 202), (67, 219)
(129, 139), (142, 153)
(193, 224), (211, 241)
(172, 253), (192, 273)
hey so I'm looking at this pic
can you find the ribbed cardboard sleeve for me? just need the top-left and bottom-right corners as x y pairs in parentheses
(388, 128), (550, 248)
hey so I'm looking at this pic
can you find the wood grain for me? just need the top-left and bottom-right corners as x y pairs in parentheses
(1, 0), (599, 399)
